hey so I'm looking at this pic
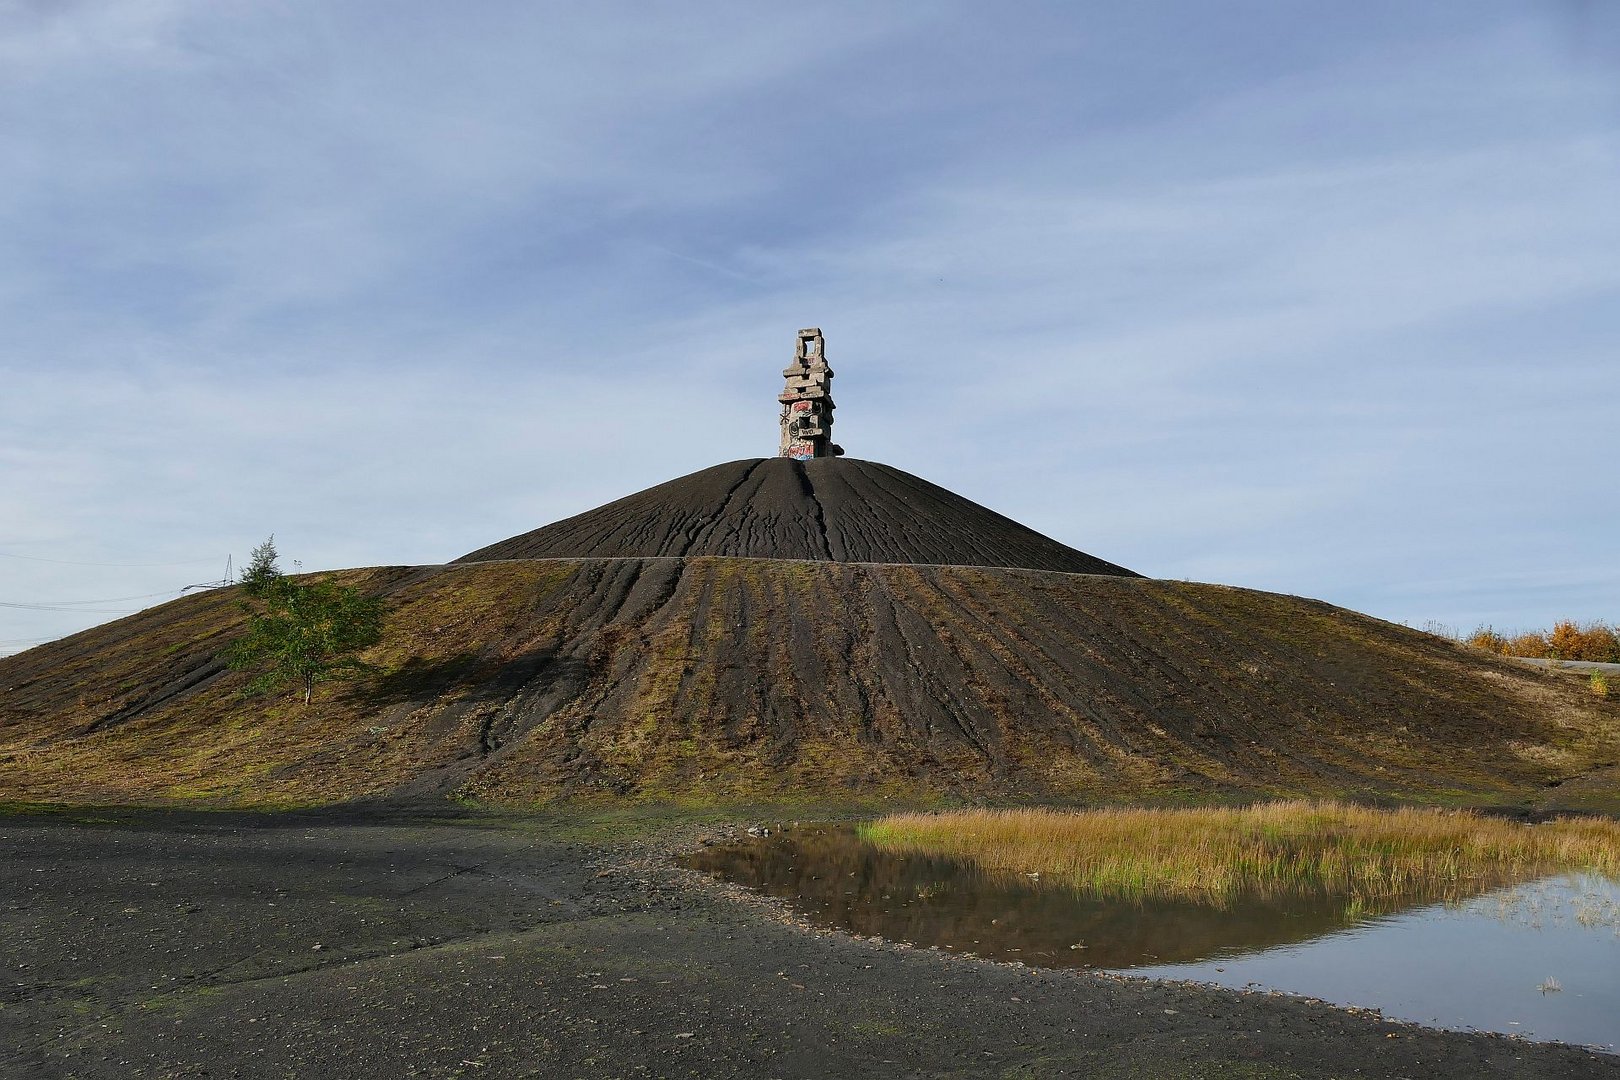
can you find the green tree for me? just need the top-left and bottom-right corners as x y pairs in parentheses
(222, 537), (385, 705)
(240, 535), (283, 598)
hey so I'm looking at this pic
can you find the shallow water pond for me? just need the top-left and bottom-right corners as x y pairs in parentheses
(685, 825), (1620, 1052)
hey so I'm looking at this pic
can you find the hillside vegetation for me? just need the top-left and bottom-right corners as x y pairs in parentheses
(1461, 621), (1620, 664)
(2, 557), (1616, 809)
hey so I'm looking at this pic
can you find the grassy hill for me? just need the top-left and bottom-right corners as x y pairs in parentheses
(3, 556), (1615, 810)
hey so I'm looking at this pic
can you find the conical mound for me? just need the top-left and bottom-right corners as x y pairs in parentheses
(3, 559), (1617, 809)
(456, 457), (1137, 576)
(5, 456), (1618, 812)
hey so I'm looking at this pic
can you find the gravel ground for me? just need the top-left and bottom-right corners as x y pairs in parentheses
(4, 805), (1616, 1080)
(1514, 659), (1620, 675)
(453, 456), (1136, 575)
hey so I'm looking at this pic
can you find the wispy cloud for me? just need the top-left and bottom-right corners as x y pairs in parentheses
(3, 2), (1617, 652)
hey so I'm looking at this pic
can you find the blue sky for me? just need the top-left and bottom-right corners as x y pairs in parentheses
(2, 0), (1617, 655)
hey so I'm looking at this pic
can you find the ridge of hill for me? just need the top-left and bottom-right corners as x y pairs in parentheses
(2, 557), (1615, 809)
(455, 457), (1137, 577)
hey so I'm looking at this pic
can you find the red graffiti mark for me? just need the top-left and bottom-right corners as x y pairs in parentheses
(790, 400), (812, 413)
(787, 441), (815, 459)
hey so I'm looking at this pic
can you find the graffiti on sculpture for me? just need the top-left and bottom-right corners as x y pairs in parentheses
(777, 328), (842, 460)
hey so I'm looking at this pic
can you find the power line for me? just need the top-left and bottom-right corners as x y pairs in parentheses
(182, 555), (234, 593)
(0, 603), (145, 614)
(0, 590), (181, 609)
(0, 635), (60, 655)
(0, 551), (218, 568)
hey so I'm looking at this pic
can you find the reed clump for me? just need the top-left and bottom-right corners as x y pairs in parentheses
(859, 802), (1620, 905)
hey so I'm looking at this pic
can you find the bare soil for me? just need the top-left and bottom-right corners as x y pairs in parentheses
(455, 457), (1138, 575)
(5, 805), (1615, 1079)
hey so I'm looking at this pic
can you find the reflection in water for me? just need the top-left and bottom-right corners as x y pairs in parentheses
(1134, 872), (1620, 1053)
(687, 826), (1620, 1051)
(684, 825), (1502, 969)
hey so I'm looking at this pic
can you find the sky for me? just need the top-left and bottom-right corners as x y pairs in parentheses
(2, 0), (1617, 656)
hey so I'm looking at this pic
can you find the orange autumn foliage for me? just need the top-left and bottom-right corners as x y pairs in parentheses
(1464, 621), (1620, 663)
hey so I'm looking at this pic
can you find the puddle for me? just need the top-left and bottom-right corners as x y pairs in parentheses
(686, 824), (1620, 1052)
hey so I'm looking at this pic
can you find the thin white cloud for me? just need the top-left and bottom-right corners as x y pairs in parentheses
(2, 3), (1616, 654)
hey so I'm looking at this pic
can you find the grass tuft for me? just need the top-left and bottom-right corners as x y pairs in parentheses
(859, 802), (1620, 905)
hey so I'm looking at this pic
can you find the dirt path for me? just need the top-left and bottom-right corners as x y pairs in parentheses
(1515, 659), (1620, 675)
(3, 806), (1615, 1079)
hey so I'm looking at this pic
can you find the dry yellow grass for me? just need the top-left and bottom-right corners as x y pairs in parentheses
(860, 802), (1620, 904)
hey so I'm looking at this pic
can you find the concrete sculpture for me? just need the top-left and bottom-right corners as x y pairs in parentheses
(778, 328), (843, 460)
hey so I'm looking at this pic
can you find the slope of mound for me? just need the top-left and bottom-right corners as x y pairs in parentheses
(455, 458), (1137, 576)
(2, 559), (1615, 809)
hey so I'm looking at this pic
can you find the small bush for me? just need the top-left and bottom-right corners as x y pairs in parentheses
(1547, 621), (1620, 662)
(1593, 672), (1610, 698)
(1465, 627), (1509, 654)
(1455, 620), (1619, 662)
(1578, 624), (1620, 663)
(1507, 631), (1552, 658)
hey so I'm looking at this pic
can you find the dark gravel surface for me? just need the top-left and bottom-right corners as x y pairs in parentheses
(454, 457), (1137, 576)
(4, 806), (1616, 1079)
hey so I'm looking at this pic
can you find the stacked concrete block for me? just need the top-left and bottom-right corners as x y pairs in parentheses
(778, 328), (844, 460)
